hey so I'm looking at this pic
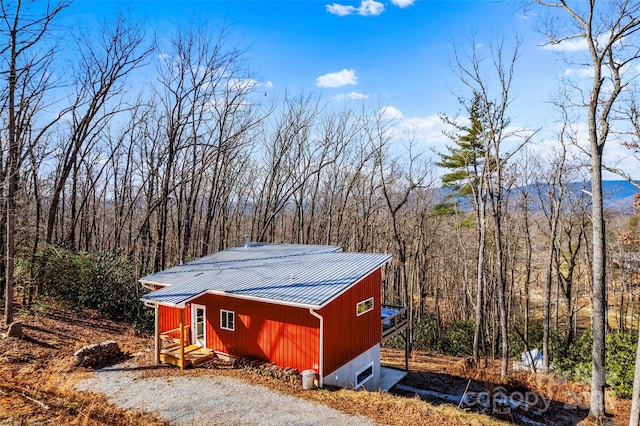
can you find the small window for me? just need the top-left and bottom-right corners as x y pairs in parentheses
(221, 310), (235, 331)
(355, 362), (374, 388)
(356, 297), (374, 316)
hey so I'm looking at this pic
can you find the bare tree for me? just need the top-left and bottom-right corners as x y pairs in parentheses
(152, 25), (257, 268)
(253, 93), (344, 242)
(438, 92), (488, 364)
(535, 129), (569, 372)
(451, 34), (534, 376)
(0, 0), (70, 324)
(372, 114), (432, 336)
(44, 13), (151, 248)
(535, 0), (640, 417)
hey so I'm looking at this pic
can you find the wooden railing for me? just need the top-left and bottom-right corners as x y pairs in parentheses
(381, 304), (408, 342)
(160, 325), (191, 349)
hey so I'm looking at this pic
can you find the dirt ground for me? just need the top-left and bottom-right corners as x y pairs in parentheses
(0, 300), (632, 425)
(381, 348), (630, 425)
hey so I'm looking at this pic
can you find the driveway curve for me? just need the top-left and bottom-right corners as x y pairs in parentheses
(76, 363), (376, 426)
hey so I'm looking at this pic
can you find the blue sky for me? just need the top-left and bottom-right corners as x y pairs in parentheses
(60, 0), (638, 178)
(64, 1), (552, 118)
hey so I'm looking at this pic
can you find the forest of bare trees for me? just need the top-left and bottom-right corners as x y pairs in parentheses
(2, 0), (640, 421)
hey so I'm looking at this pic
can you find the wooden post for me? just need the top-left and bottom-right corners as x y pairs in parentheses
(154, 304), (160, 364)
(179, 308), (185, 370)
(404, 329), (409, 371)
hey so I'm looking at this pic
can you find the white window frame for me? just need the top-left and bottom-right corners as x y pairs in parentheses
(355, 361), (374, 388)
(220, 309), (235, 331)
(356, 297), (374, 316)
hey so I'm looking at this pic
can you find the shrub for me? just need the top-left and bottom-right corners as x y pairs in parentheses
(440, 320), (474, 356)
(383, 333), (407, 350)
(508, 318), (544, 358)
(24, 245), (153, 333)
(412, 315), (439, 352)
(549, 327), (638, 398)
(606, 330), (637, 398)
(550, 328), (591, 382)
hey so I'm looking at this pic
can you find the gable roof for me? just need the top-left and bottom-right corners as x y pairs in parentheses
(140, 243), (391, 309)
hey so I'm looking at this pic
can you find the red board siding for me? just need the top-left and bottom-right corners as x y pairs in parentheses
(160, 295), (321, 372)
(157, 267), (382, 376)
(319, 268), (381, 375)
(159, 304), (191, 333)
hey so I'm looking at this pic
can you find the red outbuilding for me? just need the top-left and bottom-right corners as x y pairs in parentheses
(140, 242), (407, 391)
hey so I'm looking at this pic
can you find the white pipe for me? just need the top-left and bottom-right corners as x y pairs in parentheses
(309, 308), (324, 388)
(154, 304), (159, 364)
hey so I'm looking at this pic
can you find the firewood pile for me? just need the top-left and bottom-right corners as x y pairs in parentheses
(233, 357), (301, 385)
(73, 340), (126, 369)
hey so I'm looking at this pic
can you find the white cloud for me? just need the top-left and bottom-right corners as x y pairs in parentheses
(399, 115), (454, 144)
(380, 105), (404, 120)
(391, 0), (415, 7)
(333, 91), (369, 100)
(326, 3), (356, 16)
(374, 107), (458, 157)
(358, 0), (384, 15)
(316, 69), (357, 88)
(326, 0), (384, 16)
(562, 67), (594, 78)
(541, 38), (589, 52)
(541, 34), (612, 53)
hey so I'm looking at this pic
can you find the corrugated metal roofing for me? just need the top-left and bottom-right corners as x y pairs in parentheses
(140, 243), (391, 309)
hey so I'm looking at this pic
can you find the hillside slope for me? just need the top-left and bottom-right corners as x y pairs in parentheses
(0, 300), (630, 425)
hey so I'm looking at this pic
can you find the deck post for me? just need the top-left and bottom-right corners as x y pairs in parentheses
(154, 304), (160, 364)
(179, 308), (185, 370)
(404, 327), (410, 371)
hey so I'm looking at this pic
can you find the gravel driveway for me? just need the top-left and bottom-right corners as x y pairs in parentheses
(76, 363), (376, 426)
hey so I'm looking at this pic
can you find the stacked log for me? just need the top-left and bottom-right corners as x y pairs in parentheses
(233, 357), (300, 386)
(73, 340), (126, 369)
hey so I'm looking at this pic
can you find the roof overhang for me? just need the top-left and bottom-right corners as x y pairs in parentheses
(140, 289), (321, 310)
(137, 244), (392, 310)
(139, 256), (391, 311)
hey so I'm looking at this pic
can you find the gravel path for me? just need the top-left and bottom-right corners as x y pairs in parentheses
(76, 363), (376, 426)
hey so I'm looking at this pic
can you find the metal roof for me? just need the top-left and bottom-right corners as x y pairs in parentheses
(140, 243), (391, 309)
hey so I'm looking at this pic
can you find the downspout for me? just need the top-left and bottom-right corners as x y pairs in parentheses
(309, 309), (324, 388)
(154, 303), (160, 364)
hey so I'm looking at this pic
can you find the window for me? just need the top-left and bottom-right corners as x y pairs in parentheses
(355, 362), (374, 388)
(220, 310), (235, 331)
(356, 297), (374, 316)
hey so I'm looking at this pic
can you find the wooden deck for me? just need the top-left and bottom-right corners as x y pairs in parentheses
(160, 344), (216, 368)
(381, 304), (410, 371)
(159, 326), (215, 369)
(381, 304), (409, 343)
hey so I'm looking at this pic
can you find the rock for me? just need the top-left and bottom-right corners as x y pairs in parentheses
(6, 321), (23, 338)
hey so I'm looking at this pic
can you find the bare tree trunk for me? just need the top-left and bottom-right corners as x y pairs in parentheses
(630, 328), (640, 426)
(590, 149), (607, 416)
(473, 199), (486, 365)
(4, 17), (17, 325)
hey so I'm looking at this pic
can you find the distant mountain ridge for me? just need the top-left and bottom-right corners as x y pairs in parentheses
(531, 180), (638, 212)
(601, 180), (639, 210)
(437, 180), (639, 213)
